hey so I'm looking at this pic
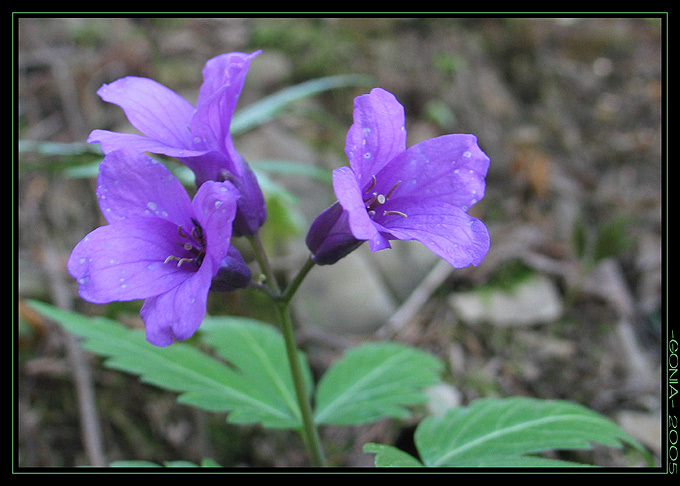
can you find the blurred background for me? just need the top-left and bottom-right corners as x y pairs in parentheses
(16, 16), (663, 468)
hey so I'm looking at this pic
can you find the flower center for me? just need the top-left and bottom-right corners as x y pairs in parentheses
(363, 176), (407, 219)
(164, 218), (206, 268)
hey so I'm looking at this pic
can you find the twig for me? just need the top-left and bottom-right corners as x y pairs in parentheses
(377, 258), (454, 339)
(41, 245), (107, 467)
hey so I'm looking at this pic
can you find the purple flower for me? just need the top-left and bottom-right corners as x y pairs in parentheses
(68, 149), (249, 347)
(306, 88), (490, 267)
(87, 51), (266, 236)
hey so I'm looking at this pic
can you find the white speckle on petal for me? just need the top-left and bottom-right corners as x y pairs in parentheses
(147, 201), (157, 211)
(463, 151), (472, 158)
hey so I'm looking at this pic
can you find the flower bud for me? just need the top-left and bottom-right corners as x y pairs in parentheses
(305, 202), (363, 265)
(211, 246), (252, 292)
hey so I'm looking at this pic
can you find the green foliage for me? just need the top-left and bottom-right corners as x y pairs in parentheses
(363, 443), (424, 468)
(28, 301), (441, 432)
(230, 73), (372, 135)
(34, 301), (645, 468)
(253, 171), (308, 255)
(18, 72), (369, 178)
(314, 342), (443, 426)
(197, 316), (313, 428)
(28, 301), (305, 429)
(365, 396), (649, 468)
(572, 212), (634, 265)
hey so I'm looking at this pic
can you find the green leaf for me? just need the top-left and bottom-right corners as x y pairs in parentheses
(250, 159), (332, 185)
(362, 444), (423, 467)
(410, 397), (648, 467)
(254, 171), (306, 253)
(198, 316), (313, 428)
(230, 73), (372, 134)
(27, 301), (305, 429)
(109, 460), (162, 467)
(313, 342), (444, 426)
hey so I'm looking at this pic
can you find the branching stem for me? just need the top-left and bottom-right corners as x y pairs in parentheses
(247, 233), (325, 467)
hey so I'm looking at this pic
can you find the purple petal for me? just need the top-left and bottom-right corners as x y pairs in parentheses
(226, 155), (267, 236)
(333, 166), (391, 252)
(94, 76), (196, 151)
(345, 88), (407, 189)
(68, 218), (197, 304)
(180, 151), (266, 236)
(87, 129), (208, 159)
(192, 180), (239, 268)
(374, 134), (489, 212)
(177, 150), (232, 187)
(379, 200), (490, 268)
(140, 263), (214, 346)
(191, 51), (260, 154)
(96, 150), (194, 228)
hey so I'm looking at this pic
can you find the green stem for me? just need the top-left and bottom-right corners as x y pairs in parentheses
(246, 234), (280, 293)
(247, 233), (325, 466)
(279, 255), (316, 305)
(275, 301), (326, 467)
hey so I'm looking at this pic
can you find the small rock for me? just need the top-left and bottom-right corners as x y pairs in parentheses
(424, 383), (463, 416)
(617, 410), (662, 457)
(448, 274), (563, 327)
(293, 246), (397, 334)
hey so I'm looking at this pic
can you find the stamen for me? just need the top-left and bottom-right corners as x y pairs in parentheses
(386, 181), (402, 200)
(383, 210), (408, 218)
(176, 257), (194, 267)
(191, 225), (203, 241)
(164, 220), (207, 269)
(177, 225), (190, 238)
(365, 174), (377, 193)
(163, 255), (195, 267)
